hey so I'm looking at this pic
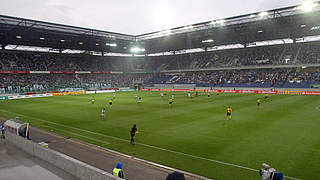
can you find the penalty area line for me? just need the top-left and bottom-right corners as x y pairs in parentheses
(0, 109), (301, 180)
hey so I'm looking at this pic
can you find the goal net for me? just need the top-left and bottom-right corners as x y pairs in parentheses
(4, 118), (29, 138)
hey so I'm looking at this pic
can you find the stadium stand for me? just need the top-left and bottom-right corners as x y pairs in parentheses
(1, 41), (320, 93)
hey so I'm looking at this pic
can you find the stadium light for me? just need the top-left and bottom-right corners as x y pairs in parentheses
(259, 12), (268, 17)
(258, 30), (263, 33)
(96, 43), (100, 46)
(202, 39), (214, 43)
(299, 1), (316, 12)
(16, 35), (22, 39)
(162, 29), (171, 36)
(106, 43), (117, 47)
(301, 24), (307, 28)
(79, 42), (83, 45)
(184, 25), (193, 29)
(311, 26), (320, 30)
(216, 19), (226, 24)
(60, 39), (65, 42)
(131, 47), (145, 53)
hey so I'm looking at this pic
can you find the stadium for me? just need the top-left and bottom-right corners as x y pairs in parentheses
(0, 1), (320, 180)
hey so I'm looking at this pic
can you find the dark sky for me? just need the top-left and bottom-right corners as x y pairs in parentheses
(0, 0), (315, 35)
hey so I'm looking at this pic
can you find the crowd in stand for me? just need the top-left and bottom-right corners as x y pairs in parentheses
(1, 41), (320, 93)
(1, 42), (320, 72)
(0, 74), (153, 93)
(148, 68), (320, 88)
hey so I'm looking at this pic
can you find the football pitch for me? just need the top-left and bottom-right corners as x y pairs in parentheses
(0, 91), (319, 180)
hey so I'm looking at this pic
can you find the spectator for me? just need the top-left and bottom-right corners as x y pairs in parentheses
(113, 162), (125, 179)
(166, 171), (185, 180)
(1, 124), (5, 139)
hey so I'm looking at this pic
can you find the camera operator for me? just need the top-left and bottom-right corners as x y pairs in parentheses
(259, 163), (283, 180)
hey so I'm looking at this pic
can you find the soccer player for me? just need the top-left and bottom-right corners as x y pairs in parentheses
(257, 98), (262, 110)
(208, 93), (211, 98)
(109, 99), (113, 108)
(188, 92), (191, 98)
(113, 93), (116, 99)
(264, 94), (269, 100)
(92, 96), (95, 104)
(135, 93), (138, 99)
(161, 92), (164, 98)
(169, 98), (173, 108)
(226, 106), (232, 120)
(130, 124), (138, 144)
(164, 92), (167, 96)
(171, 94), (175, 100)
(101, 108), (106, 118)
(138, 97), (142, 104)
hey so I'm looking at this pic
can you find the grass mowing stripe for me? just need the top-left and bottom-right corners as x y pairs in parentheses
(0, 109), (301, 180)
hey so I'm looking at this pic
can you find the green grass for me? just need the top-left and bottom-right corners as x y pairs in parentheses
(0, 91), (320, 180)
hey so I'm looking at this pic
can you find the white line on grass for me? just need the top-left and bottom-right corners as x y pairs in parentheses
(315, 105), (320, 111)
(0, 109), (301, 180)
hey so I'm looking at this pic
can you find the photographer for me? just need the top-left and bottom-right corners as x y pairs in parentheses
(259, 163), (283, 180)
(1, 124), (5, 139)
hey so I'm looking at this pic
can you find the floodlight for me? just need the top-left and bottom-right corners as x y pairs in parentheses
(258, 30), (263, 33)
(202, 39), (214, 43)
(259, 12), (268, 17)
(163, 29), (171, 35)
(96, 43), (99, 46)
(299, 1), (316, 12)
(40, 37), (45, 40)
(300, 24), (307, 28)
(60, 39), (65, 42)
(217, 19), (226, 24)
(131, 47), (145, 53)
(302, 66), (307, 69)
(131, 47), (140, 53)
(16, 35), (22, 39)
(106, 43), (117, 47)
(184, 25), (193, 29)
(79, 42), (83, 45)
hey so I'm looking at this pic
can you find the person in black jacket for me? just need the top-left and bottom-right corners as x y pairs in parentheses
(130, 124), (138, 144)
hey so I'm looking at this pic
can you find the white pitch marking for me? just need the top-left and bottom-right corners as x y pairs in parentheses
(315, 105), (320, 111)
(0, 109), (301, 180)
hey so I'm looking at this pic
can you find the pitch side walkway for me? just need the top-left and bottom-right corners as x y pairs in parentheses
(0, 138), (78, 180)
(26, 126), (210, 180)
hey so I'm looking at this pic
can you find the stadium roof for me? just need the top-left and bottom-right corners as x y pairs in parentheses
(0, 1), (320, 55)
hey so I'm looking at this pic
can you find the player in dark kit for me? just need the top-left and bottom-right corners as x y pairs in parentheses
(130, 124), (138, 144)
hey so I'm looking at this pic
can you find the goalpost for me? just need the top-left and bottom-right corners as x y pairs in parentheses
(4, 117), (29, 138)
